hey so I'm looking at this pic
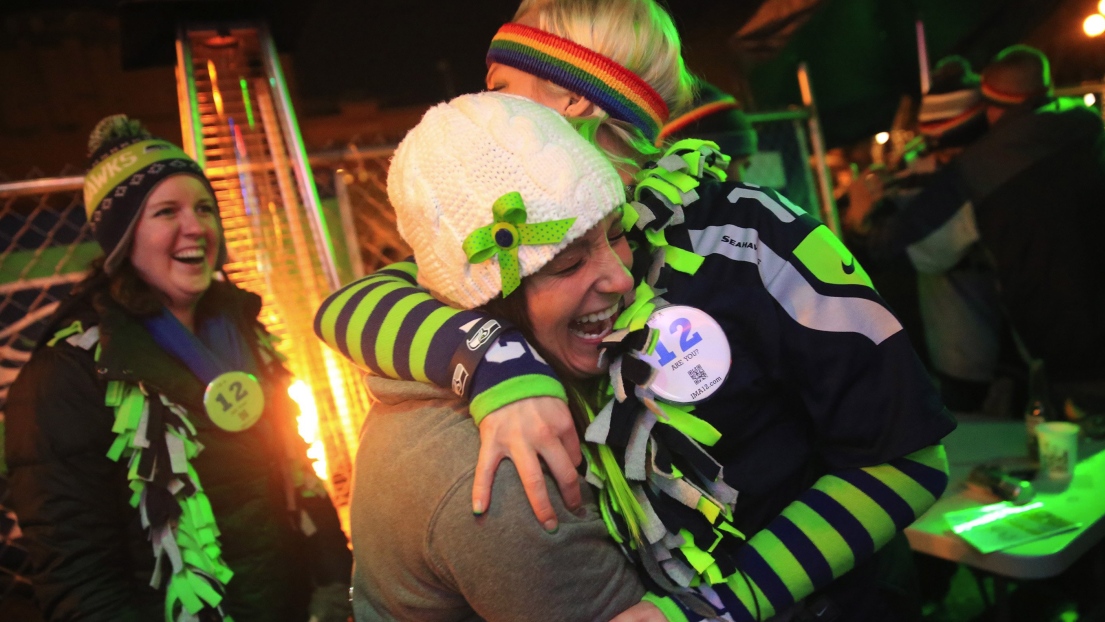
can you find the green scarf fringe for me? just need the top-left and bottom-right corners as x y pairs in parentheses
(106, 380), (235, 622)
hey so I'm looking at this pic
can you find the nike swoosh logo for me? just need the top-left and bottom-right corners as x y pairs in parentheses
(842, 257), (856, 274)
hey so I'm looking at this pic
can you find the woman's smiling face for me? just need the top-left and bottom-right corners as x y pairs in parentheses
(128, 174), (221, 316)
(524, 211), (633, 378)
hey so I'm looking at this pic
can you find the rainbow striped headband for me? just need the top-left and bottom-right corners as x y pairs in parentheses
(656, 96), (739, 144)
(487, 23), (669, 141)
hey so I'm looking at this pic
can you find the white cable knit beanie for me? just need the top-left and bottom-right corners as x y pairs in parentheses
(387, 92), (625, 309)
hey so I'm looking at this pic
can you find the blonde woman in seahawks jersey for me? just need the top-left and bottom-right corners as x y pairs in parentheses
(316, 1), (956, 619)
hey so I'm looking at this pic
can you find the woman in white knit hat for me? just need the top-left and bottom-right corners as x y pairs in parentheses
(349, 91), (687, 620)
(322, 0), (695, 532)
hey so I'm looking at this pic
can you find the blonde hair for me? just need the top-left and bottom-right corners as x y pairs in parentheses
(515, 0), (695, 160)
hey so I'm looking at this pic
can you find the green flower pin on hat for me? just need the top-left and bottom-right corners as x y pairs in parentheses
(463, 191), (576, 297)
(387, 91), (625, 309)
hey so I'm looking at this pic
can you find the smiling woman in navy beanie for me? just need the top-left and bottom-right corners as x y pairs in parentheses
(82, 115), (225, 275)
(5, 115), (352, 622)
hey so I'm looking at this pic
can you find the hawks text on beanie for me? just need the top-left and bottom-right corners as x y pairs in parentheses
(387, 92), (624, 309)
(83, 114), (221, 274)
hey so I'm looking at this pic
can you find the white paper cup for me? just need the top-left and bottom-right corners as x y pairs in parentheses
(1037, 422), (1080, 481)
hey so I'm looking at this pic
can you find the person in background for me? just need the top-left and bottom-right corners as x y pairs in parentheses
(655, 78), (759, 180)
(319, 1), (955, 619)
(848, 45), (1105, 416)
(5, 115), (352, 622)
(846, 56), (1001, 414)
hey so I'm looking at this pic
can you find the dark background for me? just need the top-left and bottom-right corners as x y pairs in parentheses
(1, 0), (1103, 175)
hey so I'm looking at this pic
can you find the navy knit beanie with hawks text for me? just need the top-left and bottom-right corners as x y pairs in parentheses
(83, 115), (222, 274)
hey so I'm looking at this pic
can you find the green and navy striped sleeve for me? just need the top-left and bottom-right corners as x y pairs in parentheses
(697, 445), (948, 621)
(314, 260), (478, 384)
(314, 259), (566, 421)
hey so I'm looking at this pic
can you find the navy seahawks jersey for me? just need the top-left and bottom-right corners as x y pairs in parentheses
(658, 179), (955, 533)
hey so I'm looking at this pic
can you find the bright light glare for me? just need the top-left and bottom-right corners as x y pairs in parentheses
(1085, 93), (1097, 107)
(289, 380), (329, 481)
(1085, 13), (1105, 37)
(875, 131), (890, 145)
(951, 501), (1044, 534)
(1099, 1), (1105, 16)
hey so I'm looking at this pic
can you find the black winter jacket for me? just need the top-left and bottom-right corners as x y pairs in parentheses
(5, 277), (351, 622)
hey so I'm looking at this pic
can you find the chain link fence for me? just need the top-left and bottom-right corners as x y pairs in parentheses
(311, 147), (408, 281)
(0, 171), (89, 618)
(0, 174), (89, 420)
